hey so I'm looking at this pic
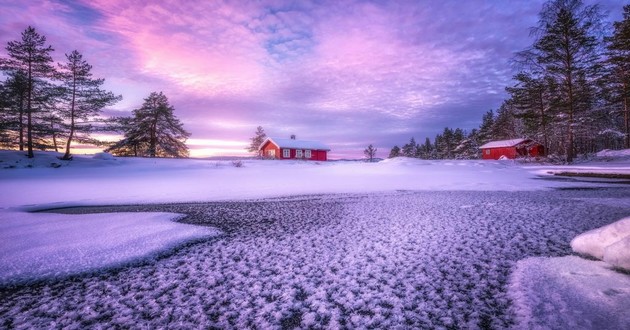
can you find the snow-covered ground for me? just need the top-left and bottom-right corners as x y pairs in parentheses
(1, 150), (628, 210)
(0, 212), (221, 286)
(0, 151), (628, 328)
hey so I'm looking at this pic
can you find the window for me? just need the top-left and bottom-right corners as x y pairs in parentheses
(296, 150), (303, 158)
(485, 149), (490, 155)
(283, 149), (290, 158)
(267, 150), (276, 158)
(305, 150), (312, 158)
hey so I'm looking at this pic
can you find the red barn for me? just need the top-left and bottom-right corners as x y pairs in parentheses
(479, 138), (545, 160)
(259, 136), (330, 161)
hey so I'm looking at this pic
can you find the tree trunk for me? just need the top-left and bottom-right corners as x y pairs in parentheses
(62, 76), (77, 160)
(538, 90), (548, 156)
(26, 59), (33, 158)
(51, 117), (58, 152)
(624, 82), (629, 149)
(18, 95), (24, 151)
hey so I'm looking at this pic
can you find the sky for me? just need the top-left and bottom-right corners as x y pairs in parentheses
(0, 0), (625, 158)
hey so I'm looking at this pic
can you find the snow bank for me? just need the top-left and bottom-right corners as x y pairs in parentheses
(92, 152), (115, 160)
(0, 211), (221, 286)
(0, 150), (120, 169)
(596, 148), (630, 159)
(509, 256), (630, 330)
(571, 217), (630, 270)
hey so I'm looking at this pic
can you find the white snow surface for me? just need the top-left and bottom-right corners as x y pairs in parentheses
(509, 256), (630, 330)
(0, 211), (221, 285)
(570, 217), (630, 261)
(1, 150), (629, 328)
(2, 150), (628, 210)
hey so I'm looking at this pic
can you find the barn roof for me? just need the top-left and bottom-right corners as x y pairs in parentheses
(260, 137), (331, 151)
(479, 138), (530, 149)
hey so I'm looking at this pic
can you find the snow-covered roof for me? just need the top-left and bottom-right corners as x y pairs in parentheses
(479, 138), (529, 149)
(260, 137), (331, 151)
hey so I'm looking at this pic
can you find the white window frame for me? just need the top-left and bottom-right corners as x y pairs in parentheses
(268, 149), (276, 158)
(485, 149), (490, 155)
(283, 149), (290, 158)
(305, 150), (312, 158)
(296, 150), (303, 158)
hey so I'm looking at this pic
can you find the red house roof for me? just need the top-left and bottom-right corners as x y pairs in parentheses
(259, 137), (330, 151)
(479, 138), (529, 149)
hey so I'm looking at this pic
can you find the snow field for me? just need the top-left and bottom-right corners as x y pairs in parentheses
(509, 256), (630, 330)
(0, 212), (221, 286)
(3, 151), (622, 211)
(1, 190), (628, 329)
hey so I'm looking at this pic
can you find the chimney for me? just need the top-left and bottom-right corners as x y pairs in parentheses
(290, 134), (296, 140)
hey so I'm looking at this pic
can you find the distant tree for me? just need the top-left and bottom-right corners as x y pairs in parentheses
(247, 126), (267, 155)
(364, 144), (377, 162)
(388, 145), (400, 158)
(57, 50), (121, 160)
(107, 92), (190, 158)
(603, 4), (630, 148)
(492, 102), (520, 140)
(402, 137), (416, 157)
(477, 109), (495, 145)
(437, 127), (455, 159)
(0, 26), (56, 158)
(418, 137), (432, 159)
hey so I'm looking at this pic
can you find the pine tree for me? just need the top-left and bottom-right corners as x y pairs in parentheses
(492, 102), (519, 140)
(388, 145), (400, 158)
(247, 126), (267, 155)
(364, 144), (377, 162)
(0, 71), (28, 149)
(402, 137), (416, 157)
(604, 4), (630, 148)
(0, 26), (56, 158)
(107, 92), (190, 158)
(422, 137), (433, 159)
(478, 110), (495, 145)
(530, 0), (604, 162)
(57, 50), (121, 160)
(507, 73), (555, 151)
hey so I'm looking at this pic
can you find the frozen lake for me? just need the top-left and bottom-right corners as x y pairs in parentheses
(1, 188), (629, 329)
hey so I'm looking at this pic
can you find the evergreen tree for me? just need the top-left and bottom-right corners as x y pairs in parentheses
(478, 110), (495, 144)
(107, 92), (190, 158)
(388, 145), (401, 158)
(433, 134), (443, 159)
(507, 72), (555, 150)
(247, 126), (267, 155)
(604, 4), (630, 148)
(0, 71), (28, 149)
(0, 26), (56, 158)
(422, 137), (433, 159)
(402, 137), (416, 157)
(530, 0), (604, 162)
(364, 144), (377, 162)
(492, 102), (519, 140)
(57, 50), (121, 160)
(438, 127), (455, 159)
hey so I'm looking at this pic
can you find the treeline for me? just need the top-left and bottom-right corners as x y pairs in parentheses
(390, 1), (630, 162)
(0, 27), (190, 159)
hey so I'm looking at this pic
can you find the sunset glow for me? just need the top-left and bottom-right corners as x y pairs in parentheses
(0, 0), (624, 158)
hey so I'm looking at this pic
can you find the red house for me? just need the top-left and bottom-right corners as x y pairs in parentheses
(259, 136), (330, 161)
(479, 138), (545, 160)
